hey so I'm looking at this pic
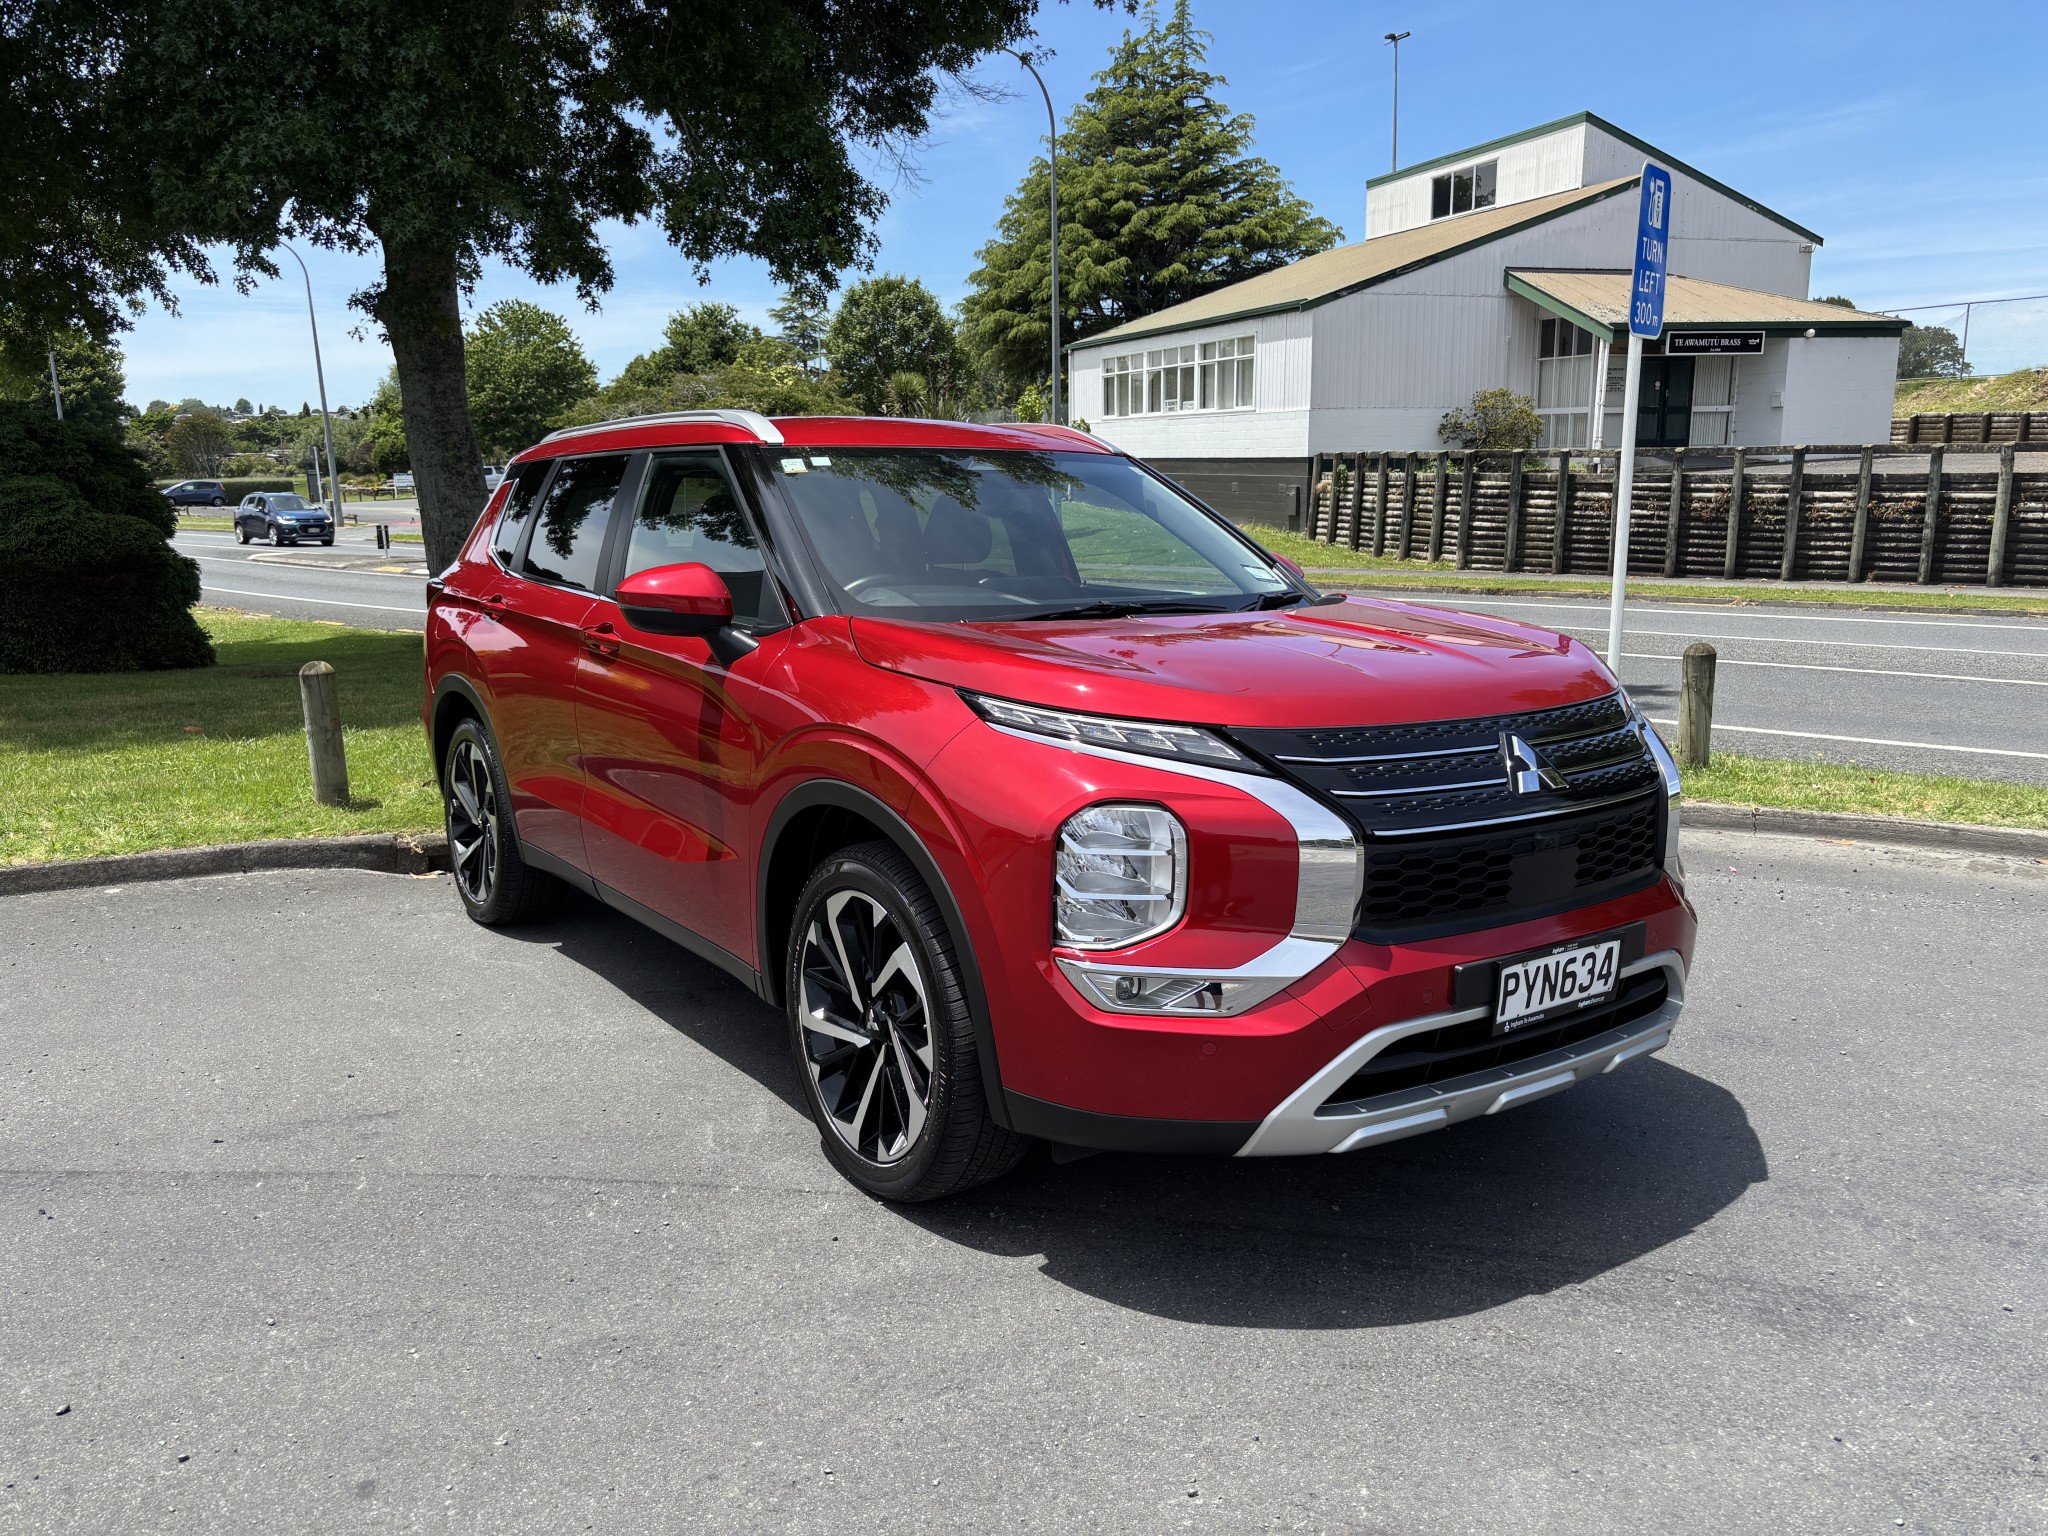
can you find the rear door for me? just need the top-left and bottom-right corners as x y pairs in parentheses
(573, 448), (790, 964)
(479, 452), (636, 870)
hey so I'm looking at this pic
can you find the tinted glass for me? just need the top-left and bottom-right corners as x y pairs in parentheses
(770, 448), (1289, 621)
(492, 460), (552, 561)
(522, 455), (628, 591)
(626, 453), (774, 629)
(269, 494), (310, 510)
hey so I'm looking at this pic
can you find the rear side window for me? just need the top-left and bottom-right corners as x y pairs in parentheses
(624, 453), (776, 630)
(491, 461), (551, 562)
(521, 455), (628, 591)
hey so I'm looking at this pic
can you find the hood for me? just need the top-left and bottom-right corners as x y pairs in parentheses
(850, 597), (1616, 730)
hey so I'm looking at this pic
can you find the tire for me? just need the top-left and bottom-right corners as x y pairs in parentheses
(210, 496), (225, 507)
(236, 525), (250, 545)
(320, 538), (334, 547)
(269, 525), (283, 546)
(440, 716), (565, 927)
(785, 842), (1030, 1202)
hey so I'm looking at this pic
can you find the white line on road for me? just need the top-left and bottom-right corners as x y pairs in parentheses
(1416, 595), (2048, 636)
(201, 584), (423, 616)
(1616, 653), (2048, 687)
(1644, 717), (2048, 761)
(1544, 621), (2041, 660)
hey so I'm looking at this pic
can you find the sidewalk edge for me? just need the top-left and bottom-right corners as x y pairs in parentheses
(1683, 802), (2048, 859)
(0, 833), (450, 897)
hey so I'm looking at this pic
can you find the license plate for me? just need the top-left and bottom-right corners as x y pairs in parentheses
(1494, 937), (1621, 1032)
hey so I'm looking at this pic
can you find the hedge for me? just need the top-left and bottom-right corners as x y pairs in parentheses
(155, 475), (297, 500)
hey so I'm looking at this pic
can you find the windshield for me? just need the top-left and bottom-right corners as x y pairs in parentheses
(269, 494), (311, 511)
(766, 447), (1291, 620)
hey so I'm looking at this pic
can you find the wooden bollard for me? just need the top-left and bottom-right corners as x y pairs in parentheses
(299, 661), (349, 806)
(1677, 642), (1717, 769)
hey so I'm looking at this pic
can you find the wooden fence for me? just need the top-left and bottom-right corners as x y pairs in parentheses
(1892, 411), (2048, 445)
(1304, 445), (2046, 588)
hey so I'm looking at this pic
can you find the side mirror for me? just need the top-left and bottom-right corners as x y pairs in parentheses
(615, 562), (734, 638)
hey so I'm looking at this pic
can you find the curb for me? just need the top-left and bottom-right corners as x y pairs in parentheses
(1682, 802), (2048, 860)
(1298, 578), (2048, 619)
(0, 832), (450, 898)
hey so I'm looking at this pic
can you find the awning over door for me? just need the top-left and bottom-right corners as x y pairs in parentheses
(1504, 270), (1907, 340)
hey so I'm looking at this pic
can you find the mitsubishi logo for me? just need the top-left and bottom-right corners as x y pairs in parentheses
(1501, 733), (1567, 796)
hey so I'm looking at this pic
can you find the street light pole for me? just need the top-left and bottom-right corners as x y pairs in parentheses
(1383, 32), (1410, 174)
(1003, 48), (1061, 425)
(46, 346), (64, 421)
(279, 242), (342, 527)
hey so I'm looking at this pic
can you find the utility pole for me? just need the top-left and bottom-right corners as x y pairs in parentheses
(47, 346), (64, 421)
(279, 242), (343, 528)
(1004, 48), (1061, 425)
(1383, 32), (1410, 174)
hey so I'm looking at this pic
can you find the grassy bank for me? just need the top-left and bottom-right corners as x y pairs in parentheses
(1895, 366), (2048, 417)
(1685, 755), (2047, 831)
(1245, 524), (2048, 616)
(0, 610), (438, 865)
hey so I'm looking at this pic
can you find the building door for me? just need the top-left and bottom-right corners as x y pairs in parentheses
(1636, 356), (1695, 447)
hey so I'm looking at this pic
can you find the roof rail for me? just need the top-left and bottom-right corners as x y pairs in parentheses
(539, 408), (785, 446)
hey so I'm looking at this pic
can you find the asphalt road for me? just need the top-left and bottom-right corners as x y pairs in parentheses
(172, 530), (2048, 783)
(1351, 590), (2048, 786)
(3, 831), (2044, 1531)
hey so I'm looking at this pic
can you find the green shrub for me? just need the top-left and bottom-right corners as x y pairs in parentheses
(154, 475), (297, 500)
(0, 404), (213, 674)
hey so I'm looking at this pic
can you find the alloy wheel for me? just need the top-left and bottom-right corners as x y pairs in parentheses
(797, 889), (935, 1165)
(445, 738), (500, 905)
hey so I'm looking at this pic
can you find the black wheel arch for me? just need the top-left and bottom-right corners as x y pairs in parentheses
(428, 673), (491, 786)
(759, 779), (1014, 1131)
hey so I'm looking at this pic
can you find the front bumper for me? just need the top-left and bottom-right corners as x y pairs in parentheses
(1236, 949), (1684, 1155)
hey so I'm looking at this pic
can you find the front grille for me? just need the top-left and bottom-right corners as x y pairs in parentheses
(1230, 692), (1666, 939)
(1319, 968), (1670, 1110)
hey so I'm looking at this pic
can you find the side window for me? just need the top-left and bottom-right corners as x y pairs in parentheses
(521, 455), (627, 591)
(624, 454), (776, 630)
(491, 461), (551, 563)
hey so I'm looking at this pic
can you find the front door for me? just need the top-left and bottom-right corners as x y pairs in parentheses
(575, 450), (787, 967)
(1636, 356), (1695, 447)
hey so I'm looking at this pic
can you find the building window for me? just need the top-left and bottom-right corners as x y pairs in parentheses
(1430, 159), (1498, 219)
(1099, 335), (1255, 418)
(1535, 316), (1596, 449)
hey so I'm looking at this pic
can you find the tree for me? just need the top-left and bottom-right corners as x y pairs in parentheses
(555, 337), (848, 430)
(164, 409), (234, 475)
(1438, 388), (1544, 454)
(358, 371), (411, 474)
(1898, 323), (1970, 380)
(825, 276), (966, 414)
(464, 300), (598, 458)
(963, 0), (1340, 397)
(5, 1), (1072, 571)
(770, 279), (833, 376)
(610, 301), (766, 395)
(1814, 295), (1856, 309)
(233, 396), (252, 414)
(0, 330), (129, 431)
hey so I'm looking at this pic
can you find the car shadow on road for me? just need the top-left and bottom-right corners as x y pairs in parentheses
(515, 890), (1765, 1330)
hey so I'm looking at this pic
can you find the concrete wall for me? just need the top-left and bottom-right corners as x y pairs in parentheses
(1365, 122), (1587, 238)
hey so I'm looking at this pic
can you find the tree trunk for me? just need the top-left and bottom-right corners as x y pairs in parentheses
(373, 232), (487, 572)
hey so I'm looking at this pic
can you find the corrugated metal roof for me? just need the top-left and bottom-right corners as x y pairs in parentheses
(1077, 178), (1641, 350)
(1505, 270), (1907, 332)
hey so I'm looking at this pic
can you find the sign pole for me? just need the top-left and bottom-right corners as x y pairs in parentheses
(1606, 332), (1643, 667)
(1608, 160), (1673, 671)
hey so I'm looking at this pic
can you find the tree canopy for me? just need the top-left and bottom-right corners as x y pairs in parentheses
(825, 276), (968, 415)
(2, 0), (1073, 567)
(464, 301), (599, 459)
(1898, 324), (1970, 380)
(962, 0), (1339, 401)
(0, 330), (128, 431)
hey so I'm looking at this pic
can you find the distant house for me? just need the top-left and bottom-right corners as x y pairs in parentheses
(1067, 112), (1905, 524)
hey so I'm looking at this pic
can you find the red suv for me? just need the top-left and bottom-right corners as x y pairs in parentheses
(424, 411), (1694, 1200)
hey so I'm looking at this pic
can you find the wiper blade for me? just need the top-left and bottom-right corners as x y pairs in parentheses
(1026, 599), (1229, 622)
(1238, 589), (1346, 611)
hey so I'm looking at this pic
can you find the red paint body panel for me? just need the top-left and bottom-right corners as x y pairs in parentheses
(425, 413), (1696, 1144)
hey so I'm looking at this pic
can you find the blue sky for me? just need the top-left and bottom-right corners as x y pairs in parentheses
(119, 0), (2048, 409)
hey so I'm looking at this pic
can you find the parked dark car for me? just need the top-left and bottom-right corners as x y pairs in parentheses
(236, 492), (334, 546)
(162, 480), (228, 507)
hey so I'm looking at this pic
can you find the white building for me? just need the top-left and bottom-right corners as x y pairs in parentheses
(1067, 112), (1905, 523)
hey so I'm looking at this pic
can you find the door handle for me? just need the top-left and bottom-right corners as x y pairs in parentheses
(480, 591), (506, 608)
(582, 621), (621, 659)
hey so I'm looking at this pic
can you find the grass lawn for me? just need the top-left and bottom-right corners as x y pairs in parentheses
(1685, 754), (2048, 831)
(0, 609), (439, 865)
(1894, 366), (2048, 417)
(1244, 524), (2048, 617)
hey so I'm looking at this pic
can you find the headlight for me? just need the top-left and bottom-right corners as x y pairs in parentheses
(1629, 698), (1685, 885)
(965, 692), (1250, 768)
(1054, 804), (1186, 949)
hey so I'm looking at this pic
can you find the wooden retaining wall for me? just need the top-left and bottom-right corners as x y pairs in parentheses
(1304, 446), (2047, 587)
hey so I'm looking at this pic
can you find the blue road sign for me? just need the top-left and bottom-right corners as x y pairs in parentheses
(1630, 163), (1673, 339)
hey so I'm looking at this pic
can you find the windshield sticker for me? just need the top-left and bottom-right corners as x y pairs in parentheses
(780, 458), (808, 474)
(808, 455), (832, 467)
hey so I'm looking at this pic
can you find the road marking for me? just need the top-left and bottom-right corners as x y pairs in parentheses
(1543, 620), (2042, 660)
(1409, 594), (2048, 636)
(1644, 718), (2048, 761)
(1617, 653), (2048, 687)
(201, 583), (423, 615)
